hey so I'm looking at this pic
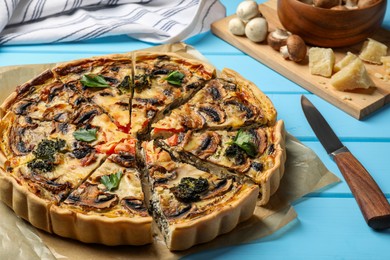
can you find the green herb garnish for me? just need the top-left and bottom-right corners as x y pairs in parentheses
(101, 171), (123, 191)
(73, 128), (97, 142)
(170, 177), (209, 203)
(165, 71), (185, 86)
(80, 74), (110, 88)
(27, 139), (66, 172)
(231, 130), (257, 157)
(118, 75), (132, 94)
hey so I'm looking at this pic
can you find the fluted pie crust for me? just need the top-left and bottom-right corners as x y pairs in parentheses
(0, 52), (286, 250)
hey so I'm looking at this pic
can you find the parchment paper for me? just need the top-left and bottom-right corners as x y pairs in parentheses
(0, 43), (340, 260)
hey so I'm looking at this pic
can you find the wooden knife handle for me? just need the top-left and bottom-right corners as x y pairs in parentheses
(334, 151), (390, 230)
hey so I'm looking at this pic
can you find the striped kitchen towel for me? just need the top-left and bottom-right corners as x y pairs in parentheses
(0, 0), (225, 45)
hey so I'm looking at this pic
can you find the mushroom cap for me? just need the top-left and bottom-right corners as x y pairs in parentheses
(228, 17), (246, 36)
(286, 35), (307, 62)
(236, 0), (260, 22)
(245, 17), (268, 43)
(267, 28), (290, 51)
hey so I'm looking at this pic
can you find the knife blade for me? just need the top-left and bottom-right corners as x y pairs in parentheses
(301, 95), (390, 230)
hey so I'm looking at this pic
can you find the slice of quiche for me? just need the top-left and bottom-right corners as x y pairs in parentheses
(53, 54), (133, 130)
(142, 141), (258, 251)
(158, 120), (286, 205)
(130, 52), (216, 138)
(151, 68), (277, 138)
(50, 154), (152, 246)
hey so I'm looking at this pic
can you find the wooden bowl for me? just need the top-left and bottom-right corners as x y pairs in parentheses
(277, 0), (387, 47)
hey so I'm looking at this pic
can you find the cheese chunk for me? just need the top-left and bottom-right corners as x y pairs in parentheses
(309, 47), (335, 78)
(334, 52), (358, 72)
(330, 58), (374, 91)
(381, 56), (390, 81)
(359, 38), (388, 64)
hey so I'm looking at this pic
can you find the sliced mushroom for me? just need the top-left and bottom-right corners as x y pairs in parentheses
(23, 172), (70, 201)
(149, 165), (177, 184)
(253, 128), (268, 155)
(10, 117), (52, 156)
(42, 104), (71, 122)
(224, 98), (258, 119)
(64, 183), (119, 210)
(251, 161), (264, 172)
(224, 143), (251, 173)
(72, 104), (102, 126)
(72, 142), (94, 159)
(195, 132), (221, 159)
(135, 97), (163, 106)
(162, 199), (192, 219)
(232, 157), (251, 173)
(205, 79), (227, 101)
(121, 197), (149, 217)
(197, 104), (226, 124)
(201, 178), (233, 200)
(109, 152), (136, 168)
(13, 100), (35, 115)
(179, 108), (205, 130)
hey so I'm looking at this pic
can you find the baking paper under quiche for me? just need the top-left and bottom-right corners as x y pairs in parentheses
(0, 51), (286, 251)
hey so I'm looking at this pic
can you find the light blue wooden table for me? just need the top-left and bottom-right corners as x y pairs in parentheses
(1, 1), (389, 259)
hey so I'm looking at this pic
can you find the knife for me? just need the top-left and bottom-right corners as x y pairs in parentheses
(301, 95), (390, 230)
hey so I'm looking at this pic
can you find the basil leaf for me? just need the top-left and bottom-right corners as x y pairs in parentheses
(73, 128), (97, 142)
(80, 74), (110, 88)
(100, 171), (122, 191)
(165, 71), (185, 86)
(233, 130), (257, 157)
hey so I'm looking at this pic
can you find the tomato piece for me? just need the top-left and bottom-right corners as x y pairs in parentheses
(114, 138), (136, 155)
(166, 134), (179, 146)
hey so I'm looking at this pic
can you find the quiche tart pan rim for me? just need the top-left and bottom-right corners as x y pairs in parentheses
(0, 169), (52, 232)
(0, 167), (154, 246)
(165, 183), (259, 251)
(257, 120), (287, 205)
(50, 205), (153, 246)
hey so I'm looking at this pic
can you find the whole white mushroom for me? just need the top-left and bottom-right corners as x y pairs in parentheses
(228, 17), (246, 36)
(236, 0), (260, 22)
(245, 17), (268, 43)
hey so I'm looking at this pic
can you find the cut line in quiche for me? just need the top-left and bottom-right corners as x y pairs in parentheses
(0, 51), (286, 250)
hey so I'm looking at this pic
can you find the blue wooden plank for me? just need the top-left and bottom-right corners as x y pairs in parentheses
(185, 197), (390, 259)
(301, 141), (390, 196)
(270, 94), (390, 140)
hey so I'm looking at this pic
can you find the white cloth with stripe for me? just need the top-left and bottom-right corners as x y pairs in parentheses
(0, 0), (226, 45)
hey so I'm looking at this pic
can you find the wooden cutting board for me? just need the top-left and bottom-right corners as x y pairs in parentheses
(211, 0), (390, 120)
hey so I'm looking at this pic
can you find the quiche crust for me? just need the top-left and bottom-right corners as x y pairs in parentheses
(50, 206), (153, 246)
(258, 120), (286, 205)
(165, 183), (259, 251)
(0, 169), (52, 232)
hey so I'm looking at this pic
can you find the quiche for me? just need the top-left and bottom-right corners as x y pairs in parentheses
(0, 52), (286, 251)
